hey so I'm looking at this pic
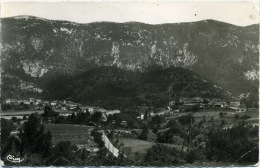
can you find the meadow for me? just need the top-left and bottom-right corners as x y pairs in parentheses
(44, 124), (94, 145)
(119, 138), (184, 156)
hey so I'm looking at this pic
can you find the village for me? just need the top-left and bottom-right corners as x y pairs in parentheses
(1, 96), (255, 128)
(1, 96), (258, 166)
(1, 96), (249, 117)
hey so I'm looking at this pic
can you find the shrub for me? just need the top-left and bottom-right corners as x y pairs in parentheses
(240, 115), (251, 120)
(234, 114), (240, 120)
(187, 148), (206, 163)
(205, 122), (259, 163)
(144, 144), (186, 166)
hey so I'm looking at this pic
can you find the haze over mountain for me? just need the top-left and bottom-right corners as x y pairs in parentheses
(1, 16), (259, 104)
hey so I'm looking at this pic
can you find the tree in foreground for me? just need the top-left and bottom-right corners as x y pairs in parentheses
(144, 144), (186, 166)
(20, 113), (52, 157)
(206, 121), (259, 163)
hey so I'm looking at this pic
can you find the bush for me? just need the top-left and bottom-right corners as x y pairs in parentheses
(46, 141), (80, 166)
(172, 135), (184, 145)
(234, 114), (240, 120)
(1, 104), (12, 111)
(240, 115), (251, 120)
(219, 112), (224, 118)
(144, 144), (186, 166)
(157, 119), (185, 143)
(178, 114), (194, 125)
(139, 126), (149, 141)
(187, 148), (206, 163)
(11, 117), (18, 123)
(205, 122), (259, 163)
(91, 130), (104, 148)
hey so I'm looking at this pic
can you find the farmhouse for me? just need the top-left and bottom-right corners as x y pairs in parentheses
(51, 100), (58, 106)
(180, 97), (190, 104)
(211, 98), (222, 102)
(137, 112), (145, 120)
(212, 101), (227, 108)
(96, 108), (107, 113)
(230, 101), (240, 106)
(121, 121), (127, 126)
(35, 99), (42, 105)
(156, 109), (171, 116)
(9, 131), (19, 138)
(238, 104), (247, 112)
(61, 104), (68, 111)
(169, 101), (176, 106)
(229, 101), (240, 110)
(5, 98), (18, 104)
(43, 100), (50, 105)
(80, 106), (94, 113)
(23, 100), (31, 105)
(191, 97), (203, 103)
(29, 98), (35, 103)
(105, 110), (121, 116)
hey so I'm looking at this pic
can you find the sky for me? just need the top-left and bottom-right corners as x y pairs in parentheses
(1, 1), (259, 26)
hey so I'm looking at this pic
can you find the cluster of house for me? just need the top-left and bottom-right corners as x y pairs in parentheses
(80, 107), (121, 122)
(109, 120), (128, 126)
(4, 98), (46, 106)
(135, 97), (247, 120)
(3, 97), (246, 124)
(3, 98), (49, 110)
(3, 98), (121, 115)
(3, 98), (123, 123)
(49, 100), (82, 111)
(168, 97), (246, 111)
(3, 98), (84, 110)
(49, 100), (122, 122)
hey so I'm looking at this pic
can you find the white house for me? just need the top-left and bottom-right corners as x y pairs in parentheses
(5, 99), (17, 104)
(212, 101), (227, 108)
(80, 106), (94, 114)
(106, 110), (121, 116)
(51, 100), (58, 106)
(229, 101), (240, 110)
(169, 101), (176, 106)
(5, 99), (11, 104)
(29, 98), (35, 103)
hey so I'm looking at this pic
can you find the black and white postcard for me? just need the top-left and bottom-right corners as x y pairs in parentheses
(0, 0), (259, 167)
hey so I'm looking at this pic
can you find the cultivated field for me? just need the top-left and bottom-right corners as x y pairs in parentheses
(44, 124), (94, 145)
(0, 110), (44, 116)
(119, 138), (184, 155)
(194, 108), (259, 127)
(119, 138), (154, 154)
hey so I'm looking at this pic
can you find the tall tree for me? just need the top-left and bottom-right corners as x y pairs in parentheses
(139, 125), (149, 141)
(20, 113), (52, 158)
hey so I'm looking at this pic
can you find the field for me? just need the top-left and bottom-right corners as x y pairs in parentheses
(0, 109), (75, 120)
(0, 110), (44, 116)
(0, 109), (76, 117)
(193, 108), (259, 127)
(44, 124), (95, 146)
(164, 108), (259, 130)
(0, 110), (44, 120)
(119, 138), (184, 155)
(119, 138), (154, 154)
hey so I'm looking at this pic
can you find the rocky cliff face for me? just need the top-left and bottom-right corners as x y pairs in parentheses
(1, 16), (259, 99)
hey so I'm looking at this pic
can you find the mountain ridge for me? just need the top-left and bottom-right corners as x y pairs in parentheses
(1, 15), (259, 101)
(4, 15), (259, 27)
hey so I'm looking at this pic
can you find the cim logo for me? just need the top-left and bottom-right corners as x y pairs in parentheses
(6, 155), (24, 163)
